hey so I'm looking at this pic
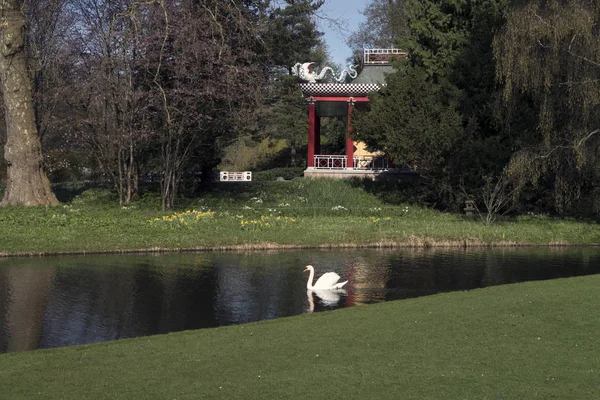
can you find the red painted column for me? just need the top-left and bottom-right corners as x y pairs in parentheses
(307, 100), (316, 168)
(346, 101), (354, 169)
(315, 114), (321, 155)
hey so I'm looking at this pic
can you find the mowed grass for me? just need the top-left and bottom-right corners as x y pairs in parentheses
(1, 274), (599, 399)
(0, 179), (598, 255)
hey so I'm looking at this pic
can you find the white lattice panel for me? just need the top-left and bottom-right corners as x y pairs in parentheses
(220, 171), (252, 182)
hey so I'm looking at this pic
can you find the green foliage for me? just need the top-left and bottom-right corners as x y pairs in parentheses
(220, 138), (290, 171)
(354, 67), (464, 173)
(192, 179), (394, 217)
(248, 1), (334, 169)
(251, 76), (310, 167)
(266, 0), (325, 69)
(240, 214), (298, 231)
(353, 0), (510, 210)
(148, 210), (215, 228)
(404, 0), (473, 78)
(70, 188), (118, 207)
(495, 0), (600, 214)
(4, 0), (600, 220)
(252, 167), (305, 181)
(0, 180), (598, 255)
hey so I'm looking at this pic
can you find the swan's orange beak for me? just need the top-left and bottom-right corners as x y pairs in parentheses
(303, 267), (308, 272)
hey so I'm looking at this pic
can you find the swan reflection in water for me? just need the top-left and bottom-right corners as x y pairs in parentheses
(306, 288), (347, 313)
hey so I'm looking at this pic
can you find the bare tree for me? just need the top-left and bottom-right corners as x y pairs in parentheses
(24, 0), (82, 180)
(479, 170), (516, 226)
(347, 0), (409, 53)
(133, 0), (268, 210)
(67, 0), (144, 206)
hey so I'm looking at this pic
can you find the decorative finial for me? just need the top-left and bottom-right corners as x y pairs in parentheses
(292, 62), (357, 83)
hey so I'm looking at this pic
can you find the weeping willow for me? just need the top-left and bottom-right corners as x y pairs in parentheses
(494, 0), (600, 213)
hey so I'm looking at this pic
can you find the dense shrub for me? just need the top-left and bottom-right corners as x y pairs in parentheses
(253, 167), (305, 181)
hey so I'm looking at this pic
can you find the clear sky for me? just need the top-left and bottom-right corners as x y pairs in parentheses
(318, 0), (367, 67)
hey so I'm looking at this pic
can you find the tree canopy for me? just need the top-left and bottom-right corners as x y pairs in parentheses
(353, 0), (510, 208)
(1, 0), (599, 217)
(351, 0), (599, 216)
(494, 0), (600, 212)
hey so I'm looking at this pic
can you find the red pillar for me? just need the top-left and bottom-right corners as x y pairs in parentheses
(315, 115), (321, 155)
(307, 100), (316, 167)
(346, 101), (354, 169)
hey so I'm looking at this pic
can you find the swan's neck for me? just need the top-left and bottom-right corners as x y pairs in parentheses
(306, 269), (314, 289)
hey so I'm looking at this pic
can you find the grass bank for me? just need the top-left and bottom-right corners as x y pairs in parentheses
(0, 179), (598, 255)
(1, 274), (598, 399)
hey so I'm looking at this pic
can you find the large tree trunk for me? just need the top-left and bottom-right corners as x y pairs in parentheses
(0, 1), (58, 206)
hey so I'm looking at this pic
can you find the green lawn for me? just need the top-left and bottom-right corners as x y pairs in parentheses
(1, 274), (598, 399)
(1, 179), (598, 398)
(0, 180), (598, 255)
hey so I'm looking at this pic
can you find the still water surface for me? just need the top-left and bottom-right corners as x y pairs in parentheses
(1, 247), (599, 353)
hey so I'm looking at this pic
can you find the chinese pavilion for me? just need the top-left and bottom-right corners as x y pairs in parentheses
(297, 48), (407, 179)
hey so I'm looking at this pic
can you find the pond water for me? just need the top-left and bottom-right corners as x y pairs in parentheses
(1, 247), (599, 353)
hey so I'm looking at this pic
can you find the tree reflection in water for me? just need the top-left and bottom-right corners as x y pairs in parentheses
(1, 247), (599, 353)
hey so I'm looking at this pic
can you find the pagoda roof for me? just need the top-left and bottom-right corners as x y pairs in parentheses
(299, 82), (381, 98)
(298, 49), (404, 99)
(298, 65), (395, 98)
(353, 64), (395, 85)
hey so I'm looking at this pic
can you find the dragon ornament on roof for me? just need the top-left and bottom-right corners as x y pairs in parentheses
(291, 62), (357, 83)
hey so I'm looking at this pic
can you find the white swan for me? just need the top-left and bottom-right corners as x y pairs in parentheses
(304, 265), (348, 290)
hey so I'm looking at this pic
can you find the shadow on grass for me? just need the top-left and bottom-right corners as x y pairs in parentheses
(346, 176), (431, 207)
(52, 181), (103, 203)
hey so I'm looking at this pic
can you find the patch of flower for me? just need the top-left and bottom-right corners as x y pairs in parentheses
(149, 209), (215, 227)
(331, 205), (348, 211)
(370, 216), (392, 223)
(50, 213), (69, 226)
(240, 214), (298, 231)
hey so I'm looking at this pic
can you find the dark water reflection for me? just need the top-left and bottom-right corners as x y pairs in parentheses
(1, 247), (599, 353)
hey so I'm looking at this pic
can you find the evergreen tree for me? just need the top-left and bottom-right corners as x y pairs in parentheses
(266, 0), (325, 73)
(249, 0), (328, 168)
(353, 0), (509, 209)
